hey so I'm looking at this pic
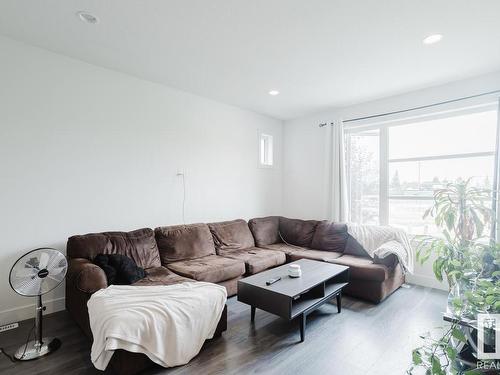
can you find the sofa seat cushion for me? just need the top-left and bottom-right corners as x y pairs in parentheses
(67, 228), (161, 269)
(166, 255), (245, 283)
(288, 249), (343, 263)
(310, 222), (348, 252)
(330, 255), (390, 282)
(132, 266), (191, 287)
(209, 219), (255, 252)
(155, 223), (216, 264)
(260, 243), (308, 255)
(218, 247), (286, 274)
(248, 216), (281, 246)
(279, 217), (320, 247)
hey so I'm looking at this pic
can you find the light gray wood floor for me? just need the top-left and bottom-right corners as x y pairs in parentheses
(0, 285), (447, 375)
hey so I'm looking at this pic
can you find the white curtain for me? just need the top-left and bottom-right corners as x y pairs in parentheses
(329, 119), (349, 222)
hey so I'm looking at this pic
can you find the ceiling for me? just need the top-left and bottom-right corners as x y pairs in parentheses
(1, 1), (500, 120)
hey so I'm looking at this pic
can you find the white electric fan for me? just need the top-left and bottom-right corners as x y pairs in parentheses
(8, 248), (67, 360)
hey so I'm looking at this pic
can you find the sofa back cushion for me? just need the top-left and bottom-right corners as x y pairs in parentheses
(66, 228), (161, 269)
(344, 235), (372, 258)
(310, 221), (348, 252)
(155, 223), (216, 264)
(279, 217), (319, 247)
(208, 219), (255, 252)
(248, 216), (281, 246)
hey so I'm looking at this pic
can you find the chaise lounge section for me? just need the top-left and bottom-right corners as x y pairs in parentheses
(65, 228), (228, 375)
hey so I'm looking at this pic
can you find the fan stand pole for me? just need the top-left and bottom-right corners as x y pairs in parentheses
(35, 295), (43, 349)
(14, 295), (60, 360)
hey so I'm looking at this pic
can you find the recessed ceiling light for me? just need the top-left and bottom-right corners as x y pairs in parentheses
(76, 11), (99, 25)
(268, 90), (280, 96)
(423, 34), (443, 45)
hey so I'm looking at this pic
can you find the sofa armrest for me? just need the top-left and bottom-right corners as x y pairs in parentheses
(373, 253), (399, 269)
(67, 258), (108, 293)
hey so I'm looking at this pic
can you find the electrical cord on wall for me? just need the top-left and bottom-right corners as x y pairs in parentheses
(181, 173), (186, 225)
(177, 172), (186, 225)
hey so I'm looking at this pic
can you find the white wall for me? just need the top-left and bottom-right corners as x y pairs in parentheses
(283, 70), (500, 290)
(0, 36), (283, 325)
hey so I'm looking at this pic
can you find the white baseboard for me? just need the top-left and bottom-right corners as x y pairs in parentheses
(406, 273), (448, 291)
(0, 297), (66, 326)
(0, 273), (447, 326)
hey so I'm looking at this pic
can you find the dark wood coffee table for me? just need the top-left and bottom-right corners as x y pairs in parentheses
(237, 259), (349, 342)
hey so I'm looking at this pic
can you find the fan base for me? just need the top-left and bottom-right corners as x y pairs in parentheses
(14, 337), (60, 360)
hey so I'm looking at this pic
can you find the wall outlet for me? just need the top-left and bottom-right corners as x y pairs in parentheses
(0, 322), (19, 333)
(176, 168), (185, 176)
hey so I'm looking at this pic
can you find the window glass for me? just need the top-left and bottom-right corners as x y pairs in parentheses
(389, 199), (438, 236)
(346, 129), (379, 224)
(389, 110), (497, 160)
(346, 108), (498, 234)
(260, 134), (273, 167)
(388, 156), (494, 198)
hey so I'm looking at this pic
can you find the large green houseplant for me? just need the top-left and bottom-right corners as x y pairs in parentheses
(408, 179), (499, 375)
(416, 179), (492, 287)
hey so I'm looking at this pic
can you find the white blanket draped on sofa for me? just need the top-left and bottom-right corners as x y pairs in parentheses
(347, 223), (414, 274)
(88, 282), (227, 371)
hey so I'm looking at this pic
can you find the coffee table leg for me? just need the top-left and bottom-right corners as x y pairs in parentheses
(336, 292), (342, 313)
(251, 306), (256, 322)
(299, 313), (306, 342)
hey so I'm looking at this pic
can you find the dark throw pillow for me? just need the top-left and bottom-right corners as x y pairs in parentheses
(310, 221), (348, 252)
(343, 235), (371, 258)
(278, 217), (319, 247)
(94, 253), (146, 285)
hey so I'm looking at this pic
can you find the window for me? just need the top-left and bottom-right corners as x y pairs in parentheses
(346, 128), (380, 225)
(259, 133), (274, 167)
(345, 108), (498, 235)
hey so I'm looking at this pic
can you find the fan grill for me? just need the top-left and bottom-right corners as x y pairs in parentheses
(9, 248), (67, 297)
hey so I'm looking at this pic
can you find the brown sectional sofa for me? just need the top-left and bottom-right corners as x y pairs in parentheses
(65, 216), (405, 374)
(248, 216), (405, 303)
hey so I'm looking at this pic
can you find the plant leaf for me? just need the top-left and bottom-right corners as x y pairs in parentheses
(445, 346), (457, 361)
(412, 349), (423, 365)
(452, 327), (467, 343)
(431, 356), (442, 375)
